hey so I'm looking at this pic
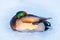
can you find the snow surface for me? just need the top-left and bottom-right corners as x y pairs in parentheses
(0, 0), (60, 40)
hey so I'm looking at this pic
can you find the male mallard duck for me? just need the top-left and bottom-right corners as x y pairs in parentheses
(10, 11), (51, 32)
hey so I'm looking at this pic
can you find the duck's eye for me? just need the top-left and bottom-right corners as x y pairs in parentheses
(17, 13), (24, 18)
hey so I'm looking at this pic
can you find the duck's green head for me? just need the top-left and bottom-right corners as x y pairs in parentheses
(16, 11), (27, 19)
